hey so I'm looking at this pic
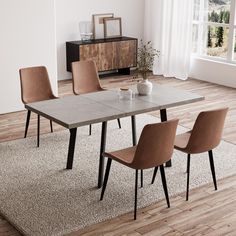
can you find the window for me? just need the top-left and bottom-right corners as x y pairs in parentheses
(193, 0), (236, 62)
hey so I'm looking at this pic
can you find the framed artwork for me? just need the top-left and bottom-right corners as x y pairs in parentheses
(92, 13), (114, 39)
(104, 17), (122, 38)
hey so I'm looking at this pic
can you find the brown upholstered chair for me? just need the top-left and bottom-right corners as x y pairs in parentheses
(152, 108), (228, 201)
(19, 66), (57, 147)
(71, 60), (121, 135)
(100, 119), (179, 220)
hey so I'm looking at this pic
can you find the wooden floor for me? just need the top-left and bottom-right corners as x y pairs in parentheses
(1, 76), (236, 236)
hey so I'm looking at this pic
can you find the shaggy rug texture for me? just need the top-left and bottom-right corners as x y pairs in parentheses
(0, 114), (235, 236)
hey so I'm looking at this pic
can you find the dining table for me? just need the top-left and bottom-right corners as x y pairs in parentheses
(25, 84), (204, 188)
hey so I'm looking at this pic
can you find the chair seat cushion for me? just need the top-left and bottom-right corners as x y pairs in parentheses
(103, 146), (136, 167)
(174, 132), (191, 152)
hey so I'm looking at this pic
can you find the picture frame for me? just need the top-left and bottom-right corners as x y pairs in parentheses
(92, 13), (114, 39)
(104, 17), (122, 39)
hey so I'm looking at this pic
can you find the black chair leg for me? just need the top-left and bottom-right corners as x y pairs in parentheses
(160, 165), (170, 208)
(50, 120), (53, 133)
(100, 158), (112, 201)
(134, 169), (138, 220)
(37, 115), (40, 148)
(186, 154), (191, 201)
(140, 170), (143, 188)
(151, 167), (158, 184)
(117, 119), (121, 129)
(208, 150), (217, 190)
(89, 124), (92, 136)
(24, 110), (31, 138)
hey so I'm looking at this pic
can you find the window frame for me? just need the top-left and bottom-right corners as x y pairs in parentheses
(193, 0), (236, 63)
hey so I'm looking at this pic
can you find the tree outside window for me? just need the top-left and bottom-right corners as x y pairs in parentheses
(193, 0), (236, 61)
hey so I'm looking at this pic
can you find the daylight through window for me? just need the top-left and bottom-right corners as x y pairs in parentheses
(193, 0), (236, 62)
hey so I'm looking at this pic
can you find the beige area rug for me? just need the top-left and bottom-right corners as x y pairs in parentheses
(0, 114), (236, 236)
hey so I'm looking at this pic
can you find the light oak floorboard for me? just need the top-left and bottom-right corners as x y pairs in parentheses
(0, 75), (236, 236)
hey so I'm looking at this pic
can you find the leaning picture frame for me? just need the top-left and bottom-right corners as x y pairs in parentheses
(104, 17), (122, 39)
(92, 13), (114, 39)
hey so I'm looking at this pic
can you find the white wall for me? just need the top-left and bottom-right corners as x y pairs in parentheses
(190, 57), (236, 88)
(56, 0), (145, 81)
(0, 0), (57, 114)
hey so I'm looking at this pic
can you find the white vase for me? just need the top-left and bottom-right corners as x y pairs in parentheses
(137, 79), (153, 95)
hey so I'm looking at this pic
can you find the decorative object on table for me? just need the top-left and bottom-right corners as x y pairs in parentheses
(79, 21), (93, 41)
(137, 79), (153, 95)
(136, 40), (160, 95)
(104, 17), (122, 38)
(118, 87), (133, 100)
(92, 13), (114, 39)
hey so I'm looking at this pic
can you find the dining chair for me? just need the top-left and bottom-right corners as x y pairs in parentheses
(100, 119), (179, 220)
(71, 60), (121, 135)
(19, 66), (57, 147)
(151, 107), (228, 201)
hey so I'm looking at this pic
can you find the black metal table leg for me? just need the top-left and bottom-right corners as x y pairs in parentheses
(37, 115), (40, 148)
(160, 109), (167, 122)
(160, 109), (172, 167)
(131, 115), (137, 146)
(98, 121), (108, 188)
(50, 120), (53, 133)
(66, 128), (77, 169)
(131, 115), (144, 187)
(117, 118), (121, 129)
(89, 124), (92, 136)
(100, 158), (112, 200)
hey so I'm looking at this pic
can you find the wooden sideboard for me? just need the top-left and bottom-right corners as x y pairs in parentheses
(66, 36), (137, 75)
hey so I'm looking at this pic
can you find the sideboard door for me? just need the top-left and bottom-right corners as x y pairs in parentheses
(98, 42), (114, 71)
(114, 40), (137, 69)
(79, 44), (99, 67)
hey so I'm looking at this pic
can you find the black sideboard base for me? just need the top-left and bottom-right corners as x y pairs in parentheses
(118, 68), (130, 75)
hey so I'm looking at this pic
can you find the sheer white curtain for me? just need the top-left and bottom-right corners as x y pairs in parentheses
(144, 0), (194, 80)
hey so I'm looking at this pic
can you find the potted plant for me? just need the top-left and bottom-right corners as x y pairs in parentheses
(136, 40), (159, 95)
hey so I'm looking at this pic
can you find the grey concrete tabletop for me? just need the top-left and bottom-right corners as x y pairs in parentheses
(25, 84), (204, 129)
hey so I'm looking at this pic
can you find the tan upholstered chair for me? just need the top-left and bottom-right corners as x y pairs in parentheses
(71, 60), (121, 135)
(19, 66), (57, 147)
(152, 108), (228, 201)
(100, 119), (179, 220)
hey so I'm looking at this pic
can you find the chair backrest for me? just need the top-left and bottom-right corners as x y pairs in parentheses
(19, 66), (55, 104)
(131, 119), (179, 169)
(71, 60), (103, 95)
(186, 107), (228, 153)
